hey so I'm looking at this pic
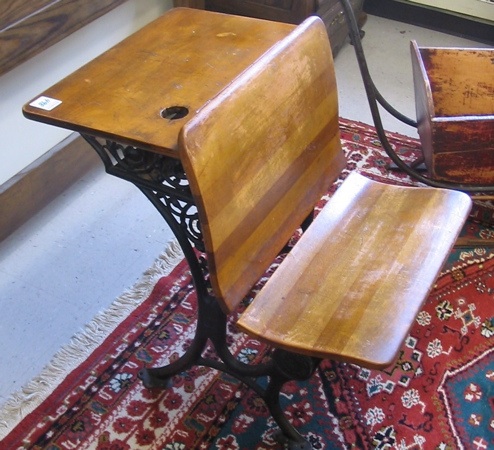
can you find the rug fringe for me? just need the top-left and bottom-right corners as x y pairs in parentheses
(0, 239), (184, 440)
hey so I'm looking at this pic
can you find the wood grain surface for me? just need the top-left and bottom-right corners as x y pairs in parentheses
(238, 172), (472, 368)
(23, 8), (295, 157)
(1, 0), (127, 76)
(411, 41), (494, 184)
(180, 17), (345, 312)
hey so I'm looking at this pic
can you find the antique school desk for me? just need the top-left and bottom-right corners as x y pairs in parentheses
(23, 6), (303, 444)
(23, 7), (471, 449)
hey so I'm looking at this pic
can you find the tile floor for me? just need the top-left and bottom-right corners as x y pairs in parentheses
(0, 14), (485, 406)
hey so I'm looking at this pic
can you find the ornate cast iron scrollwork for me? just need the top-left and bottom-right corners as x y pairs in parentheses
(81, 133), (319, 448)
(81, 135), (204, 252)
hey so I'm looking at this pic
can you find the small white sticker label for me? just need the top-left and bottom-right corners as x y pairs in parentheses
(29, 96), (62, 111)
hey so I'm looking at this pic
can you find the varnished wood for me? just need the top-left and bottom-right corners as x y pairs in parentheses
(0, 0), (127, 76)
(411, 41), (494, 184)
(0, 0), (52, 30)
(21, 7), (473, 378)
(173, 0), (205, 7)
(412, 44), (493, 117)
(238, 172), (472, 368)
(204, 0), (317, 24)
(22, 8), (295, 157)
(187, 0), (366, 58)
(179, 16), (345, 313)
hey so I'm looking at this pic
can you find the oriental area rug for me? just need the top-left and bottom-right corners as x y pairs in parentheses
(1, 119), (493, 450)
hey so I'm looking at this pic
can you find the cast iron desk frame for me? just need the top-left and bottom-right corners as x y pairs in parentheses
(23, 8), (316, 448)
(81, 128), (317, 450)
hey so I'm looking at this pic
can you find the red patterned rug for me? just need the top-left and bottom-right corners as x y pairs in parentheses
(1, 119), (493, 449)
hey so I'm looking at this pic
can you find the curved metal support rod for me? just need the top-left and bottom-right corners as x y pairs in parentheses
(374, 88), (417, 128)
(139, 295), (220, 388)
(345, 7), (417, 127)
(207, 311), (276, 378)
(83, 134), (115, 168)
(339, 0), (494, 193)
(264, 377), (310, 447)
(139, 337), (207, 388)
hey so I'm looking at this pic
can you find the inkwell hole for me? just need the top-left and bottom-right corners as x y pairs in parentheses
(161, 106), (189, 120)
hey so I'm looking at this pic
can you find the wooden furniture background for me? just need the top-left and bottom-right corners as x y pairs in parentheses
(174, 0), (366, 57)
(365, 0), (493, 45)
(0, 0), (128, 76)
(411, 41), (494, 184)
(203, 0), (317, 24)
(173, 0), (205, 7)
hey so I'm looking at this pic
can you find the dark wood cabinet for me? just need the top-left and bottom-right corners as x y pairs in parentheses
(175, 0), (366, 57)
(204, 0), (317, 24)
(365, 0), (493, 45)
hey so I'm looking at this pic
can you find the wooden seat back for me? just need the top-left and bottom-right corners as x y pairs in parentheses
(179, 17), (346, 313)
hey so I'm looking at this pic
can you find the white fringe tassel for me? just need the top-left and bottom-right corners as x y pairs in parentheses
(0, 239), (184, 440)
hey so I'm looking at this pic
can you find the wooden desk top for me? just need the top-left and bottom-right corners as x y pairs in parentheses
(23, 8), (294, 158)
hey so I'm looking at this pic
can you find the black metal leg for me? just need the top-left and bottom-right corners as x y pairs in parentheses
(139, 292), (227, 386)
(81, 134), (326, 448)
(264, 378), (312, 449)
(138, 333), (208, 388)
(261, 350), (322, 448)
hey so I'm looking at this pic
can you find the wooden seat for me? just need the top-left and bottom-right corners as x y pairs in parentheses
(179, 15), (471, 447)
(238, 171), (471, 368)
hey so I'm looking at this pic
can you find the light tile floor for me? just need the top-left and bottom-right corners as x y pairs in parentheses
(0, 14), (484, 406)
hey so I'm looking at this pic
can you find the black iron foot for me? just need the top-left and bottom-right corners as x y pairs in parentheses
(138, 367), (175, 389)
(273, 429), (312, 450)
(262, 351), (321, 450)
(138, 330), (207, 389)
(388, 159), (427, 171)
